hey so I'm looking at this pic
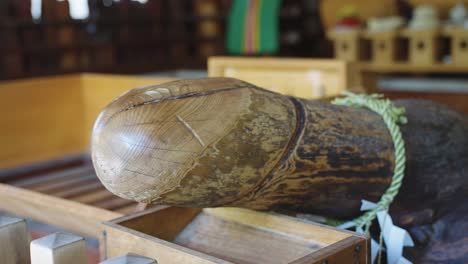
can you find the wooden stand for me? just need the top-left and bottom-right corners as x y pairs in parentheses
(103, 206), (369, 264)
(0, 216), (30, 264)
(101, 253), (157, 264)
(30, 232), (86, 264)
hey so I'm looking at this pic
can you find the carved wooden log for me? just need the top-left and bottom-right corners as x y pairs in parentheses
(92, 78), (468, 263)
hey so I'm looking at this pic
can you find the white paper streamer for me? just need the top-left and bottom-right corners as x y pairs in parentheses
(337, 200), (414, 264)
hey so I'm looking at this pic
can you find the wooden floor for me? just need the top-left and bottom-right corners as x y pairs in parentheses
(0, 155), (137, 215)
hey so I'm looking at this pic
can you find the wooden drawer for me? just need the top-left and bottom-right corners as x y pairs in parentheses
(103, 206), (370, 264)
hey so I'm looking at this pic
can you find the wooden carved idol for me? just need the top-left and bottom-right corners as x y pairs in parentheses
(91, 78), (468, 263)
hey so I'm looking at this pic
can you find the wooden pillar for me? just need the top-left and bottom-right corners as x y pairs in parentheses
(100, 253), (157, 264)
(0, 216), (30, 264)
(30, 232), (86, 264)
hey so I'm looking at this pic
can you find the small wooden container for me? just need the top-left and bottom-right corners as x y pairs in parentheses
(103, 206), (370, 264)
(444, 28), (468, 65)
(401, 29), (441, 65)
(327, 30), (367, 62)
(362, 31), (402, 64)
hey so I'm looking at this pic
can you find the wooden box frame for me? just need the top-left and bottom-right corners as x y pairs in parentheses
(103, 206), (370, 264)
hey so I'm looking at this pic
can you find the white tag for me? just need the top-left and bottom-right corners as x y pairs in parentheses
(335, 200), (415, 264)
(362, 201), (414, 264)
(361, 200), (378, 211)
(371, 239), (382, 263)
(337, 221), (355, 229)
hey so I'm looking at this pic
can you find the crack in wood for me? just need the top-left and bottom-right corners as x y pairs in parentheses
(176, 115), (205, 147)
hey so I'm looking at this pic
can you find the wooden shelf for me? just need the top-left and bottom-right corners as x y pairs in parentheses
(357, 62), (468, 73)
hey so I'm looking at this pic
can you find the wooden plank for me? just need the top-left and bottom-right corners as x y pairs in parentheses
(93, 197), (134, 211)
(0, 183), (121, 237)
(173, 212), (321, 264)
(32, 173), (96, 193)
(0, 154), (87, 184)
(208, 57), (353, 98)
(0, 74), (86, 169)
(53, 180), (103, 198)
(290, 236), (369, 264)
(204, 208), (351, 245)
(0, 216), (30, 264)
(0, 74), (175, 169)
(72, 188), (116, 204)
(114, 206), (201, 241)
(104, 222), (226, 264)
(11, 165), (94, 188)
(357, 62), (468, 73)
(30, 232), (86, 264)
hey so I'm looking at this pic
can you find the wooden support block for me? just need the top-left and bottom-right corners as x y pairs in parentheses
(0, 216), (30, 264)
(401, 29), (440, 65)
(30, 232), (86, 264)
(100, 253), (157, 264)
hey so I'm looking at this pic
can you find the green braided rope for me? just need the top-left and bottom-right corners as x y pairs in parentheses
(331, 91), (407, 231)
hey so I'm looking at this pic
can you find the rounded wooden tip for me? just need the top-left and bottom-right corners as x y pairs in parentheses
(92, 78), (254, 202)
(92, 77), (296, 206)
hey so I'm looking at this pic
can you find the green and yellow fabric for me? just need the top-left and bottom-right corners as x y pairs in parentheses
(226, 0), (282, 54)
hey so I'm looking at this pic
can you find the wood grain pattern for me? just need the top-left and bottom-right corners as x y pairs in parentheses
(93, 77), (468, 263)
(173, 212), (320, 264)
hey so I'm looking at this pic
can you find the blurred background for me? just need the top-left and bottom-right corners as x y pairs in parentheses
(0, 1), (467, 263)
(0, 0), (328, 79)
